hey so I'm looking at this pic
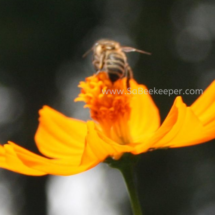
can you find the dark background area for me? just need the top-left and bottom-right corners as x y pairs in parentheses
(0, 0), (215, 215)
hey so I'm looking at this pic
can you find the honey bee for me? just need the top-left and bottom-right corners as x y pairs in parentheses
(83, 39), (151, 88)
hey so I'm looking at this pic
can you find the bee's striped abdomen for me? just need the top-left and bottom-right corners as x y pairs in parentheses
(105, 52), (126, 82)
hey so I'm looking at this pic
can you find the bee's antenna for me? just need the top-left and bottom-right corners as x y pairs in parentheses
(82, 47), (93, 58)
(121, 46), (151, 55)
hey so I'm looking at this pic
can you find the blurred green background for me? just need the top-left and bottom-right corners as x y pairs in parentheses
(0, 0), (215, 215)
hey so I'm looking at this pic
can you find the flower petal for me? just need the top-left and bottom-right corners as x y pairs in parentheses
(5, 120), (126, 176)
(35, 106), (87, 164)
(85, 121), (133, 161)
(129, 80), (160, 142)
(13, 119), (129, 175)
(133, 86), (215, 154)
(8, 141), (95, 176)
(0, 143), (46, 176)
(191, 80), (215, 126)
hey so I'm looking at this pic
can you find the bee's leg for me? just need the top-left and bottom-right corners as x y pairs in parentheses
(92, 60), (99, 70)
(94, 53), (108, 78)
(98, 53), (105, 70)
(125, 65), (133, 89)
(93, 53), (105, 72)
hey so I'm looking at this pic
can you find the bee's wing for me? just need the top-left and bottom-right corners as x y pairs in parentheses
(121, 46), (151, 55)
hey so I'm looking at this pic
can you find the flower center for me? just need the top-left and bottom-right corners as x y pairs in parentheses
(75, 72), (132, 145)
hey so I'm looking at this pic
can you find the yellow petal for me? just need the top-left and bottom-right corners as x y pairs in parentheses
(0, 143), (45, 176)
(35, 106), (87, 164)
(6, 120), (126, 176)
(129, 80), (160, 142)
(9, 141), (94, 176)
(84, 121), (133, 161)
(191, 81), (215, 126)
(133, 93), (215, 154)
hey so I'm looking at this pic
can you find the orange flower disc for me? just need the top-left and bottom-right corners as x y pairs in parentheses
(75, 72), (132, 145)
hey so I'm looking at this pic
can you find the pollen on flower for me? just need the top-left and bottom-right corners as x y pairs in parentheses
(75, 72), (131, 124)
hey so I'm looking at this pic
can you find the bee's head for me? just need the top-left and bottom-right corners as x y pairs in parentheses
(93, 39), (120, 54)
(83, 39), (151, 58)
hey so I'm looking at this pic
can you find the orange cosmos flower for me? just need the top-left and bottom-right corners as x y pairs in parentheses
(0, 73), (215, 176)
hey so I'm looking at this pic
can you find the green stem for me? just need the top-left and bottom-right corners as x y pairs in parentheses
(119, 164), (143, 215)
(105, 154), (143, 215)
